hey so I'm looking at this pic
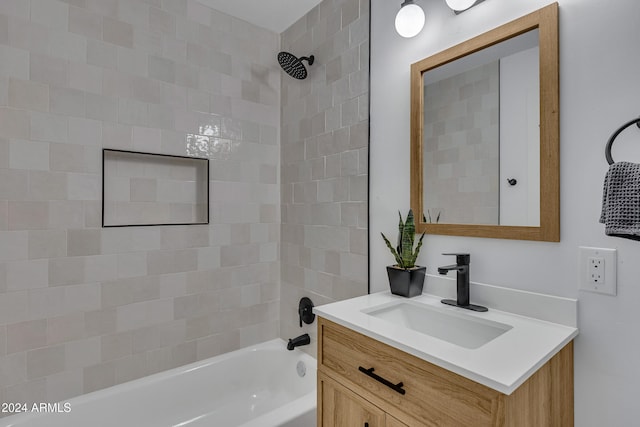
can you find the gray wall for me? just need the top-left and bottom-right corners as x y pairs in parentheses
(0, 0), (280, 407)
(280, 0), (369, 353)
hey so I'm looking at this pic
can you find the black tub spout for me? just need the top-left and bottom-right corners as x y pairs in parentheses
(287, 334), (310, 351)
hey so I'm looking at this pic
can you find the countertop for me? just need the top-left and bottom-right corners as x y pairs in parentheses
(314, 291), (578, 395)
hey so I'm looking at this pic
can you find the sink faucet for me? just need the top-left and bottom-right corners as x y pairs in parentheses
(287, 333), (310, 351)
(437, 253), (487, 312)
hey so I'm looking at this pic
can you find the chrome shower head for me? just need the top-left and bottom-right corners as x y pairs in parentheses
(277, 52), (315, 80)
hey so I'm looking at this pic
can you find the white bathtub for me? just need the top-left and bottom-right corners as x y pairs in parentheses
(1, 339), (316, 427)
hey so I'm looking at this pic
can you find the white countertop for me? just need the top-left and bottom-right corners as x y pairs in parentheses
(314, 291), (578, 395)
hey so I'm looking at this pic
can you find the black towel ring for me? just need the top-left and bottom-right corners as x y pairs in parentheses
(605, 116), (640, 165)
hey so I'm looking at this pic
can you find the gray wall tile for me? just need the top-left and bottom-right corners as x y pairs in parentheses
(0, 0), (281, 408)
(280, 0), (369, 351)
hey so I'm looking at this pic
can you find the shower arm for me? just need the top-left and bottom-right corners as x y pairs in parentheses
(299, 55), (314, 65)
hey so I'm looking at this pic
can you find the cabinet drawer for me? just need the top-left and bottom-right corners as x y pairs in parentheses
(318, 318), (501, 427)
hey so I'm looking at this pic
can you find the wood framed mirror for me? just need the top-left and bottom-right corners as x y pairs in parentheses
(410, 3), (559, 241)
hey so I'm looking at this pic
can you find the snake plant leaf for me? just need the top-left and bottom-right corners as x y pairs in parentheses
(381, 232), (404, 268)
(396, 211), (404, 254)
(410, 232), (426, 266)
(400, 210), (416, 266)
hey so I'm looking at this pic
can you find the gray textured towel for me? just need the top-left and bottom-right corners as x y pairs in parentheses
(600, 161), (640, 240)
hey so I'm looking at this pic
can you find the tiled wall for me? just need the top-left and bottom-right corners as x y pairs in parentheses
(423, 61), (499, 225)
(280, 0), (369, 352)
(0, 0), (280, 408)
(102, 151), (209, 226)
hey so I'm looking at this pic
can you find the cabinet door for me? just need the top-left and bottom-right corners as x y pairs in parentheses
(319, 372), (385, 427)
(386, 414), (410, 427)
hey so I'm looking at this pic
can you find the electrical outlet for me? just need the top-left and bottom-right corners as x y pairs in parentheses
(588, 257), (604, 283)
(579, 247), (617, 295)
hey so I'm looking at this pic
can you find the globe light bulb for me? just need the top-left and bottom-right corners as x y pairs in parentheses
(395, 2), (425, 38)
(445, 0), (477, 12)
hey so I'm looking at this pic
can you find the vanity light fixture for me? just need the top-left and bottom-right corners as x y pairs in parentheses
(395, 0), (425, 38)
(445, 0), (485, 13)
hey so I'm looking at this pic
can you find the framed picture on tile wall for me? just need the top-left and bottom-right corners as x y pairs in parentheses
(102, 149), (209, 227)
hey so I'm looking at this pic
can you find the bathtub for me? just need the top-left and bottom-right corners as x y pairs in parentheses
(0, 339), (316, 427)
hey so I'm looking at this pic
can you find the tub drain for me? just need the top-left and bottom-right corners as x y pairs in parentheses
(296, 360), (306, 377)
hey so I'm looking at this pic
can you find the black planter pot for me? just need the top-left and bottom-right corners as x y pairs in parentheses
(386, 266), (426, 298)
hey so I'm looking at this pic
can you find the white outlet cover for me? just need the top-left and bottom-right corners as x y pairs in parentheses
(578, 246), (617, 295)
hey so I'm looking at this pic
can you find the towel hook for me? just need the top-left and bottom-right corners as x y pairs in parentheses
(605, 116), (640, 165)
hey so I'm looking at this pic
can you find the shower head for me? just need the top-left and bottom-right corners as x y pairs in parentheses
(277, 52), (315, 80)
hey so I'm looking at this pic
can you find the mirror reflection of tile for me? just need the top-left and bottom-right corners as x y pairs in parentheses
(103, 150), (208, 226)
(423, 61), (500, 225)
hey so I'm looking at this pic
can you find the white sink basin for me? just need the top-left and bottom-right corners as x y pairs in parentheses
(362, 301), (512, 349)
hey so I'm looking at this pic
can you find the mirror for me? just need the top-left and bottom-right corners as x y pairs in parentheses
(410, 3), (559, 241)
(422, 30), (539, 227)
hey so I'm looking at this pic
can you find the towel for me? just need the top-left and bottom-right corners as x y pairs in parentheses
(600, 161), (640, 240)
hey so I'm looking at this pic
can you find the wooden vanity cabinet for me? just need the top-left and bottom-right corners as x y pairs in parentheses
(317, 317), (574, 427)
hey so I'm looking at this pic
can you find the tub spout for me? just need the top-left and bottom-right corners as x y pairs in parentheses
(287, 334), (310, 351)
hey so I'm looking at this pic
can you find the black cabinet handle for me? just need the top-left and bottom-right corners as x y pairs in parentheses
(358, 366), (406, 395)
(364, 423), (369, 427)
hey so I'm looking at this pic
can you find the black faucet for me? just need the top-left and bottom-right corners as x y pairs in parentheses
(437, 253), (487, 312)
(287, 334), (310, 351)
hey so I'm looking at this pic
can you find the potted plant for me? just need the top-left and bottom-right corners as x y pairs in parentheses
(381, 209), (426, 297)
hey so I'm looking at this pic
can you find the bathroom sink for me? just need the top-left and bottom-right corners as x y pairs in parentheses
(362, 301), (512, 349)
